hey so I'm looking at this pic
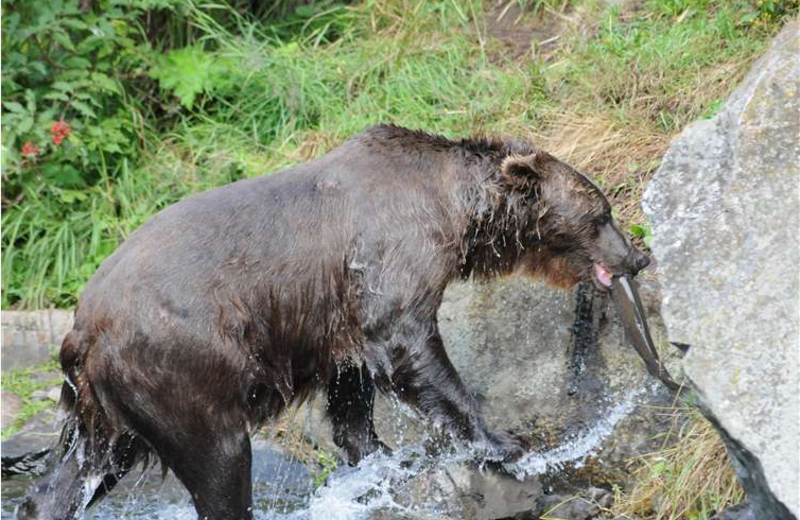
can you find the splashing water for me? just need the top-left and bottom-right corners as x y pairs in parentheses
(1, 384), (655, 520)
(302, 385), (654, 519)
(506, 385), (649, 478)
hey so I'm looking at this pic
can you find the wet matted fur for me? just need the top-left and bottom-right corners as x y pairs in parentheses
(19, 124), (648, 520)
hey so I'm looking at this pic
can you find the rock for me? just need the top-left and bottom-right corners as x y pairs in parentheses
(364, 508), (452, 520)
(1, 408), (61, 478)
(1, 392), (23, 430)
(710, 502), (756, 520)
(1, 448), (51, 478)
(1, 408), (61, 459)
(301, 276), (680, 490)
(395, 278), (679, 488)
(30, 385), (62, 403)
(586, 486), (613, 508)
(45, 386), (62, 403)
(533, 494), (601, 520)
(510, 487), (613, 520)
(1, 310), (73, 369)
(392, 462), (542, 520)
(643, 22), (799, 520)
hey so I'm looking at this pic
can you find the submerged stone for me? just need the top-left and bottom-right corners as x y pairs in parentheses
(391, 462), (542, 520)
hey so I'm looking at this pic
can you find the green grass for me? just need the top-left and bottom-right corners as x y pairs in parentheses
(1, 0), (795, 309)
(557, 0), (774, 131)
(311, 450), (339, 488)
(1, 154), (248, 308)
(613, 407), (746, 520)
(525, 0), (786, 229)
(1, 357), (62, 438)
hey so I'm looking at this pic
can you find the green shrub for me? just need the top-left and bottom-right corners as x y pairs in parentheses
(0, 0), (168, 308)
(0, 0), (168, 194)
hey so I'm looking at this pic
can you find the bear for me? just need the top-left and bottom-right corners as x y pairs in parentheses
(18, 124), (649, 520)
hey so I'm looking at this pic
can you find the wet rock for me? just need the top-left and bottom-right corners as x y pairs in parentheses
(2, 448), (51, 478)
(302, 277), (680, 489)
(1, 409), (61, 477)
(643, 22), (799, 519)
(709, 501), (755, 520)
(392, 462), (542, 520)
(1, 392), (23, 430)
(530, 491), (605, 520)
(510, 487), (612, 520)
(364, 508), (452, 520)
(1, 310), (72, 369)
(29, 385), (62, 403)
(1, 408), (61, 458)
(250, 438), (315, 511)
(388, 278), (679, 483)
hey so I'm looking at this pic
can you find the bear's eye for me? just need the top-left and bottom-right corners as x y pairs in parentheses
(594, 213), (611, 227)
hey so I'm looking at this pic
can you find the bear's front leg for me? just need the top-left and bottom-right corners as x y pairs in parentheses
(369, 318), (528, 463)
(327, 361), (391, 465)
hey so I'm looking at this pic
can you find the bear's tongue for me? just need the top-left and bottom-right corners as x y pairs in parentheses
(594, 263), (613, 287)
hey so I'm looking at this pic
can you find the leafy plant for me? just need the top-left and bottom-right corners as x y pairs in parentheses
(0, 0), (166, 196)
(630, 223), (654, 247)
(311, 450), (339, 488)
(150, 45), (236, 109)
(747, 0), (799, 25)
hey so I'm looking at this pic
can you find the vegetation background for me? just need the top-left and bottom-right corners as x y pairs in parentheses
(1, 0), (797, 517)
(3, 0), (796, 310)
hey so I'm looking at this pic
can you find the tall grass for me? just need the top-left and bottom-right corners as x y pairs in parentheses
(1, 0), (793, 308)
(613, 407), (745, 520)
(1, 146), (253, 308)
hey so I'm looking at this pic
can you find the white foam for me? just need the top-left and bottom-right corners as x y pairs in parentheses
(506, 385), (648, 478)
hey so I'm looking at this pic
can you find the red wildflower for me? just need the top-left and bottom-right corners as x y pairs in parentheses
(21, 141), (40, 158)
(51, 121), (71, 145)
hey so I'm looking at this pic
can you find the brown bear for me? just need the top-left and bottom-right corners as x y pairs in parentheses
(19, 124), (649, 520)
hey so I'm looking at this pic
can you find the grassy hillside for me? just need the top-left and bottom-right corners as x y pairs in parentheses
(1, 0), (794, 309)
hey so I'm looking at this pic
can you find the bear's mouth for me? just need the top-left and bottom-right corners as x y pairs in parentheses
(593, 263), (614, 289)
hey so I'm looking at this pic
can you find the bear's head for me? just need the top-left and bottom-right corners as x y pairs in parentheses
(499, 151), (649, 291)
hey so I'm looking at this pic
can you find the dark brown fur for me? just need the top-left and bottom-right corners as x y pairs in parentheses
(19, 124), (648, 520)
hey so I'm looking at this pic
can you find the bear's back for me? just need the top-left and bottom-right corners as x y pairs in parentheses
(74, 126), (455, 338)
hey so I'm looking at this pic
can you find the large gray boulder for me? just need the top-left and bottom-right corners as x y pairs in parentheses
(643, 22), (800, 520)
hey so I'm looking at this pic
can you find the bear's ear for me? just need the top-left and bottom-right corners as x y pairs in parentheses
(500, 151), (554, 192)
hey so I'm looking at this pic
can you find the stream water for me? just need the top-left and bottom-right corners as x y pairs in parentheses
(0, 385), (649, 520)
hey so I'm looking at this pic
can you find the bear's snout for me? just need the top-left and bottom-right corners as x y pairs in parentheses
(628, 249), (651, 275)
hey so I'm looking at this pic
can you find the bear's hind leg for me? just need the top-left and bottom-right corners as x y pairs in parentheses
(327, 362), (390, 465)
(18, 432), (147, 520)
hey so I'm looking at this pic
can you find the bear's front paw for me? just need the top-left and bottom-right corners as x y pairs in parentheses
(482, 429), (530, 463)
(344, 436), (393, 466)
